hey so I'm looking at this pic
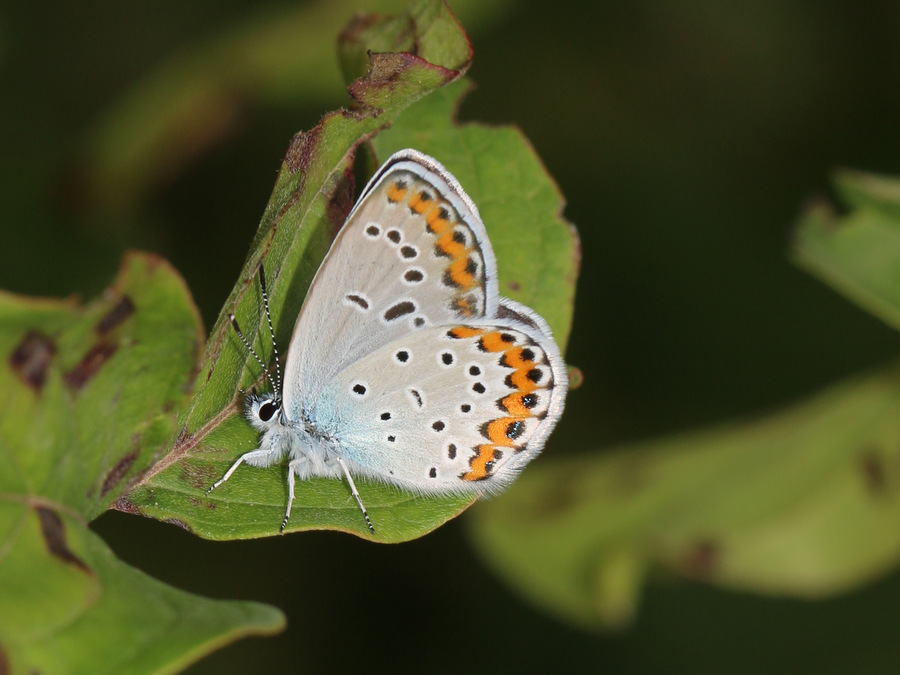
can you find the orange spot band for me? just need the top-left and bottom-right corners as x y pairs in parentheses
(503, 346), (534, 370)
(449, 326), (483, 339)
(437, 232), (466, 259)
(480, 332), (514, 353)
(409, 191), (434, 214)
(426, 207), (452, 234)
(486, 418), (521, 447)
(501, 393), (530, 417)
(463, 444), (499, 481)
(386, 182), (408, 203)
(448, 254), (476, 288)
(509, 369), (538, 393)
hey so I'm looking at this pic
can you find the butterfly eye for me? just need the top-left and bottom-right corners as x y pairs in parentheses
(258, 400), (280, 422)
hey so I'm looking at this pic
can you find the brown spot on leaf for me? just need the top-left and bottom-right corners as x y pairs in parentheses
(681, 540), (719, 579)
(861, 449), (887, 495)
(36, 507), (91, 574)
(95, 295), (135, 335)
(327, 165), (355, 237)
(182, 461), (217, 491)
(165, 518), (194, 533)
(189, 496), (217, 510)
(0, 641), (8, 675)
(507, 280), (521, 292)
(340, 12), (386, 40)
(9, 331), (55, 391)
(63, 341), (117, 390)
(348, 51), (469, 108)
(111, 497), (143, 516)
(285, 128), (319, 174)
(349, 52), (417, 103)
(100, 448), (140, 498)
(174, 424), (194, 450)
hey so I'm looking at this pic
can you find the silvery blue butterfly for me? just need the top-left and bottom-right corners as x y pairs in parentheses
(208, 149), (568, 534)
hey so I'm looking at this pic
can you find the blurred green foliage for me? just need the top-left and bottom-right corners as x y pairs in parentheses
(3, 0), (900, 673)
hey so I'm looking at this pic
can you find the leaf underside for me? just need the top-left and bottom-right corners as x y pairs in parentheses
(468, 168), (900, 630)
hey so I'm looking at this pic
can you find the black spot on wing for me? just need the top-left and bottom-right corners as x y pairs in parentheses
(384, 301), (416, 321)
(346, 294), (369, 310)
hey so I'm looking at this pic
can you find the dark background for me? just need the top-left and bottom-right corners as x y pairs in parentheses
(4, 1), (900, 672)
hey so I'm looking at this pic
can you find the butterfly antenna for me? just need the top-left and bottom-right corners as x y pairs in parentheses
(257, 266), (283, 396)
(228, 313), (279, 395)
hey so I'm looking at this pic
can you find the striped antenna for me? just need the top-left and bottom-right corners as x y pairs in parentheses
(256, 266), (283, 395)
(228, 312), (279, 397)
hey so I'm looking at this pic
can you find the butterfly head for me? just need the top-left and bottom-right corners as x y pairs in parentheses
(246, 392), (283, 432)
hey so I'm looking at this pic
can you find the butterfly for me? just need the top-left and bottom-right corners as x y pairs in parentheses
(208, 149), (568, 534)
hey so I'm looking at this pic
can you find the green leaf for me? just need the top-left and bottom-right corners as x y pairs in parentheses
(371, 80), (579, 349)
(793, 169), (900, 331)
(0, 253), (202, 519)
(468, 364), (900, 630)
(0, 253), (283, 672)
(0, 506), (283, 674)
(122, 0), (482, 543)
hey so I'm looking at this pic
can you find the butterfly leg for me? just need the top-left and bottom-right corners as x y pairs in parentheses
(335, 456), (375, 534)
(207, 448), (279, 495)
(281, 458), (305, 533)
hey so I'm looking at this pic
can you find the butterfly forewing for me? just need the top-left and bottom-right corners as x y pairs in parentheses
(283, 153), (499, 411)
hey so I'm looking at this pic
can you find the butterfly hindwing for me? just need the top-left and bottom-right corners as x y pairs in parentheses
(314, 300), (567, 494)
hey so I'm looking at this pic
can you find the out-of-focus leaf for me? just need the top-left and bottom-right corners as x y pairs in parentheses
(794, 169), (900, 331)
(80, 0), (513, 215)
(469, 364), (900, 629)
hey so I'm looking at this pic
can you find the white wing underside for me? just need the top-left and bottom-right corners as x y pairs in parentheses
(315, 315), (564, 494)
(284, 153), (497, 401)
(276, 150), (567, 493)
